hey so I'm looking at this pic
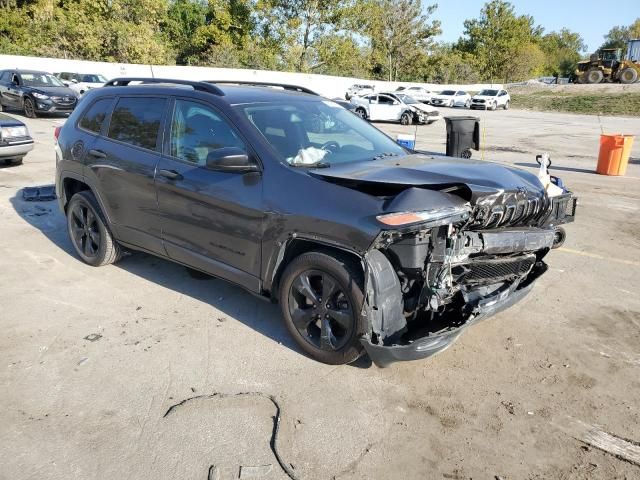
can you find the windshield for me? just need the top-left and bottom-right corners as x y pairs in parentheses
(395, 94), (419, 104)
(21, 73), (65, 88)
(478, 89), (498, 96)
(79, 74), (107, 83)
(440, 90), (455, 96)
(238, 99), (407, 166)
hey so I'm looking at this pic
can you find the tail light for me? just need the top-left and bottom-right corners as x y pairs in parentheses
(54, 126), (61, 141)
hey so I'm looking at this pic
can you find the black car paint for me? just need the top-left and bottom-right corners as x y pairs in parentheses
(55, 82), (575, 367)
(0, 70), (78, 114)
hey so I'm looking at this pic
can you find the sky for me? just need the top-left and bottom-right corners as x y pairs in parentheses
(432, 0), (638, 52)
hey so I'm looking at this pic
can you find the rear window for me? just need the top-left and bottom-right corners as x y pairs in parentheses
(107, 97), (166, 151)
(79, 98), (113, 134)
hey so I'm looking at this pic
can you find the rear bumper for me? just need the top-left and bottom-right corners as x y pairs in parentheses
(361, 273), (539, 368)
(0, 140), (34, 158)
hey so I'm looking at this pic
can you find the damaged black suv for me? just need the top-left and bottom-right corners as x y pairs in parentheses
(55, 78), (576, 367)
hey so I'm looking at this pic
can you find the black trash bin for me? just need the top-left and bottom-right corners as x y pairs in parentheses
(444, 116), (480, 158)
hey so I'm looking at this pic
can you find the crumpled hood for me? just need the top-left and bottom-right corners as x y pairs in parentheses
(410, 103), (437, 113)
(309, 154), (546, 204)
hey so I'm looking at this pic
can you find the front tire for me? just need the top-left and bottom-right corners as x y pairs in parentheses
(355, 107), (367, 120)
(400, 111), (412, 125)
(504, 100), (510, 110)
(586, 69), (604, 84)
(619, 67), (638, 84)
(23, 97), (36, 118)
(490, 101), (497, 111)
(66, 191), (121, 267)
(279, 251), (366, 365)
(4, 157), (23, 166)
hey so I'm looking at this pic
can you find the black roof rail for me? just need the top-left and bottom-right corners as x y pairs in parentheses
(204, 80), (319, 96)
(104, 77), (225, 96)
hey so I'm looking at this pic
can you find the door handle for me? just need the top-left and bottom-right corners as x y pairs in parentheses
(158, 169), (183, 180)
(88, 149), (106, 158)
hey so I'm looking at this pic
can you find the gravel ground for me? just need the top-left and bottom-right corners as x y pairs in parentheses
(1, 107), (639, 480)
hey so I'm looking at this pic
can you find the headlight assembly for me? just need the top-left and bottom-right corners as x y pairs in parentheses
(32, 92), (49, 99)
(377, 205), (471, 227)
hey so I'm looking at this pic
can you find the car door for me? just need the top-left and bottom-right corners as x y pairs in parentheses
(365, 95), (382, 120)
(155, 97), (263, 290)
(376, 94), (402, 121)
(86, 95), (168, 255)
(2, 72), (22, 109)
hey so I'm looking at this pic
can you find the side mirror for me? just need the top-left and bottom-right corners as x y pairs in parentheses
(71, 79), (78, 83)
(205, 147), (258, 173)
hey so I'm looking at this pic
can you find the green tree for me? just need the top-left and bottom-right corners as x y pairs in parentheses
(355, 0), (441, 81)
(457, 0), (543, 82)
(539, 28), (585, 77)
(601, 18), (640, 54)
(255, 0), (348, 72)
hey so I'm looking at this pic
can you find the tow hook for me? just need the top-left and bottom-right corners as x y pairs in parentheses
(552, 227), (566, 249)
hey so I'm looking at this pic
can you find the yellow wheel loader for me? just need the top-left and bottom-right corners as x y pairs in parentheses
(574, 39), (640, 84)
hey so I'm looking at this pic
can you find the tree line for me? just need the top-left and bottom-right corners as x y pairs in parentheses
(1, 0), (639, 84)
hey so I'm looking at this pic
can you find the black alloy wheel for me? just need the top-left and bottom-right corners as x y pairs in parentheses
(23, 97), (36, 118)
(66, 191), (121, 266)
(69, 201), (101, 260)
(279, 251), (365, 364)
(288, 269), (354, 352)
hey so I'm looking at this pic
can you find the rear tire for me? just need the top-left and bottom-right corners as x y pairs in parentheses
(619, 67), (639, 84)
(4, 157), (23, 166)
(279, 251), (366, 365)
(66, 191), (121, 267)
(23, 97), (36, 118)
(586, 69), (604, 84)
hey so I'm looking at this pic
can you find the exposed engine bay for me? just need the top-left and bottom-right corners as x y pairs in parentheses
(360, 188), (577, 367)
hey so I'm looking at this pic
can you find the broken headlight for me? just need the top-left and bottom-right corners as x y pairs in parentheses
(376, 205), (471, 227)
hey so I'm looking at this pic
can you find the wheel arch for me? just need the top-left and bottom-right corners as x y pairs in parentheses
(267, 237), (364, 301)
(61, 176), (91, 212)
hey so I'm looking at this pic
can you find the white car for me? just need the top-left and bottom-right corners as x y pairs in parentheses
(56, 72), (108, 96)
(430, 90), (471, 108)
(350, 92), (440, 125)
(470, 88), (511, 110)
(395, 86), (433, 103)
(345, 84), (374, 100)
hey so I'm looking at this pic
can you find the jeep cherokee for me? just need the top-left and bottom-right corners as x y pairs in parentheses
(55, 78), (576, 367)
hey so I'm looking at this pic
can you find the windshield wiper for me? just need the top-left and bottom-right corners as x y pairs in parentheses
(372, 152), (400, 161)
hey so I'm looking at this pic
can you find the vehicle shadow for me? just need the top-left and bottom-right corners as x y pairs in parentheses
(9, 188), (372, 368)
(514, 162), (596, 175)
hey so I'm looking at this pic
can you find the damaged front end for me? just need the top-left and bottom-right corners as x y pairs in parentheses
(360, 189), (577, 367)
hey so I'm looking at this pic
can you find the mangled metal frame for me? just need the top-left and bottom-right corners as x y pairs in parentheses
(358, 189), (576, 367)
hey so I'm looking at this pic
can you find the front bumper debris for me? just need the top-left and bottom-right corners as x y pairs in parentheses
(361, 274), (537, 367)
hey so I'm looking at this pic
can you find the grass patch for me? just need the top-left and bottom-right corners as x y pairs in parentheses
(511, 91), (640, 116)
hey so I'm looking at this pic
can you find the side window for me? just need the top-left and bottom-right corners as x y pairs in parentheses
(107, 97), (166, 151)
(378, 95), (394, 105)
(12, 74), (20, 85)
(79, 98), (113, 134)
(169, 99), (246, 166)
(367, 95), (377, 103)
(0, 71), (10, 82)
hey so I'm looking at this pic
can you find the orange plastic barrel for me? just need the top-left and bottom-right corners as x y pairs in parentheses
(597, 134), (634, 176)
